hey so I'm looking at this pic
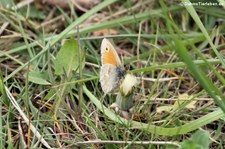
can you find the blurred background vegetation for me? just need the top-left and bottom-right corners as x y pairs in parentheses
(0, 0), (225, 148)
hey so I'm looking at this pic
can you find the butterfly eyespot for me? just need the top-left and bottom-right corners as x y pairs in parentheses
(105, 47), (109, 52)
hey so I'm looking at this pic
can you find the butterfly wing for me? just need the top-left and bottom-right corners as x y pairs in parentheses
(101, 38), (121, 66)
(100, 38), (124, 94)
(100, 64), (125, 94)
(100, 64), (117, 94)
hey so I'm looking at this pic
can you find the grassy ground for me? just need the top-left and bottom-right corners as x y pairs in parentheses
(0, 0), (225, 148)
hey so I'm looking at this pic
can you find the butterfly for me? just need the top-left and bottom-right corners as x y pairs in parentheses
(100, 38), (125, 94)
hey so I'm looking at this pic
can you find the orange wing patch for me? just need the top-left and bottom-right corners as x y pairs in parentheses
(103, 47), (118, 66)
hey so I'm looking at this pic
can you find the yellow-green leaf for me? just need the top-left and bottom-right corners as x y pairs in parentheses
(54, 39), (84, 75)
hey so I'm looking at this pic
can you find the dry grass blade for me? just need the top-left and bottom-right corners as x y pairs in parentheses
(75, 140), (180, 147)
(5, 86), (51, 149)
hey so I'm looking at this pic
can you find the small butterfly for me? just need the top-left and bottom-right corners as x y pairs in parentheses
(100, 38), (125, 94)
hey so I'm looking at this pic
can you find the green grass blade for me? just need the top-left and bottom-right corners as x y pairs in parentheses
(0, 5), (183, 59)
(130, 59), (223, 73)
(83, 86), (224, 136)
(182, 0), (225, 68)
(3, 0), (119, 82)
(166, 24), (225, 112)
(0, 70), (4, 148)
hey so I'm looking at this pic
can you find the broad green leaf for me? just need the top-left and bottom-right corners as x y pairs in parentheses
(180, 130), (210, 149)
(27, 70), (51, 85)
(191, 129), (210, 148)
(54, 39), (84, 75)
(180, 140), (200, 149)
